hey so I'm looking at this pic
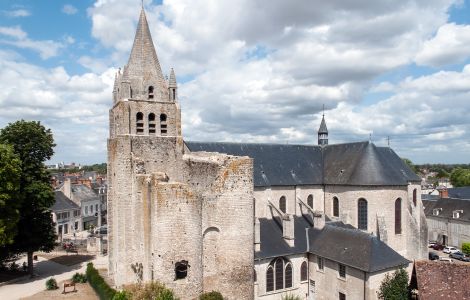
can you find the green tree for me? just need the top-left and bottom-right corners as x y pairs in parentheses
(0, 120), (56, 276)
(450, 168), (470, 187)
(402, 158), (418, 173)
(378, 267), (409, 300)
(0, 144), (21, 246)
(462, 243), (470, 256)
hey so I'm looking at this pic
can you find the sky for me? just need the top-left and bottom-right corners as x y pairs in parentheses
(1, 0), (470, 164)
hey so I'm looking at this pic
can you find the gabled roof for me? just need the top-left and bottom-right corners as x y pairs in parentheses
(411, 260), (470, 300)
(448, 187), (470, 200)
(71, 184), (100, 203)
(185, 141), (420, 187)
(423, 197), (470, 222)
(308, 224), (410, 272)
(51, 191), (80, 212)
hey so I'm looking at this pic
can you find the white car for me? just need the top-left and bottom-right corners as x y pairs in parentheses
(443, 246), (460, 254)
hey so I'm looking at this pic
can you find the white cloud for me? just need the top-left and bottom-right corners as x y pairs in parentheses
(62, 4), (78, 15)
(415, 23), (470, 67)
(0, 26), (63, 59)
(2, 9), (31, 18)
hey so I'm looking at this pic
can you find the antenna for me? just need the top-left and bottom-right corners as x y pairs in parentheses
(322, 104), (325, 117)
(387, 136), (390, 147)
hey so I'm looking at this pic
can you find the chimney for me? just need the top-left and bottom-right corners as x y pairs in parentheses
(282, 214), (295, 247)
(313, 211), (325, 230)
(63, 178), (72, 200)
(439, 187), (448, 199)
(254, 218), (260, 252)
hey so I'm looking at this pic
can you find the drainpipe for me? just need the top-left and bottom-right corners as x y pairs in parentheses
(306, 228), (310, 299)
(363, 271), (366, 300)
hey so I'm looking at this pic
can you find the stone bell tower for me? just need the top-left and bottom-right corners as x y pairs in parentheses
(107, 7), (254, 300)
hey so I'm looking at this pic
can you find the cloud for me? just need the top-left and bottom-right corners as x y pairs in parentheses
(2, 9), (31, 18)
(62, 4), (78, 15)
(0, 26), (63, 59)
(415, 23), (470, 67)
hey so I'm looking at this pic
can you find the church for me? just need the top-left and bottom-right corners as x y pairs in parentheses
(107, 7), (427, 300)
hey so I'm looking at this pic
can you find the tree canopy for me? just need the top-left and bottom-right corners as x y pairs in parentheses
(0, 144), (21, 247)
(378, 267), (409, 299)
(0, 120), (56, 275)
(450, 168), (470, 187)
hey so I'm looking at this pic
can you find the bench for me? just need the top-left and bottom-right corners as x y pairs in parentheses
(62, 281), (76, 294)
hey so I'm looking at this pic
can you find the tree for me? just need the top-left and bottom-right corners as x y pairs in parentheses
(0, 144), (21, 246)
(450, 168), (470, 187)
(0, 120), (56, 276)
(402, 158), (418, 173)
(377, 267), (409, 300)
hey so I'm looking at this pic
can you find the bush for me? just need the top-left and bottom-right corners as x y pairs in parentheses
(200, 291), (224, 300)
(123, 281), (178, 300)
(462, 242), (470, 255)
(46, 277), (58, 290)
(86, 262), (116, 300)
(112, 291), (129, 300)
(281, 294), (302, 300)
(378, 267), (409, 300)
(72, 272), (87, 283)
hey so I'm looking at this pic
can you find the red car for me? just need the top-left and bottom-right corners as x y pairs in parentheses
(431, 243), (444, 250)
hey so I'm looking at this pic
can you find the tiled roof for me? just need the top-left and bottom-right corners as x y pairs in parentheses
(411, 260), (470, 300)
(185, 141), (420, 187)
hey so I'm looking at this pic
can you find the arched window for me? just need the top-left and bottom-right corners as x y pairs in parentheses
(160, 114), (167, 135)
(136, 112), (144, 134)
(307, 195), (314, 208)
(279, 196), (286, 213)
(300, 261), (308, 281)
(254, 268), (257, 282)
(333, 196), (339, 217)
(285, 263), (292, 288)
(358, 198), (368, 230)
(275, 258), (284, 290)
(148, 86), (154, 99)
(395, 198), (402, 234)
(266, 266), (274, 292)
(148, 113), (156, 134)
(413, 189), (417, 207)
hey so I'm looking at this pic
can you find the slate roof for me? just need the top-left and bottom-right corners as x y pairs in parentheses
(448, 187), (470, 200)
(51, 191), (80, 212)
(256, 217), (409, 273)
(308, 224), (410, 272)
(71, 184), (100, 204)
(318, 115), (328, 134)
(185, 141), (420, 187)
(423, 197), (470, 222)
(411, 260), (470, 300)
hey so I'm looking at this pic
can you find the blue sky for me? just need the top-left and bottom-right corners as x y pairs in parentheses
(1, 0), (470, 164)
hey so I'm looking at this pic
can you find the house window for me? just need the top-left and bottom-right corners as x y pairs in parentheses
(413, 189), (417, 207)
(148, 113), (156, 134)
(358, 198), (368, 230)
(136, 112), (144, 134)
(307, 195), (314, 208)
(266, 266), (274, 292)
(338, 264), (346, 278)
(301, 261), (308, 281)
(148, 86), (154, 99)
(285, 263), (293, 288)
(339, 292), (346, 300)
(279, 196), (286, 213)
(317, 257), (324, 271)
(433, 208), (440, 216)
(96, 204), (98, 212)
(64, 224), (68, 234)
(74, 221), (78, 230)
(160, 114), (167, 135)
(395, 198), (402, 234)
(85, 206), (88, 215)
(91, 205), (94, 214)
(333, 196), (339, 217)
(453, 210), (462, 219)
(254, 269), (257, 282)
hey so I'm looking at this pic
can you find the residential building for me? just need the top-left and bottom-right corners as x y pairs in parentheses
(51, 191), (81, 238)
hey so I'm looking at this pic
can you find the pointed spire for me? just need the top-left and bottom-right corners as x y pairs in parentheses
(318, 115), (328, 134)
(318, 106), (328, 146)
(122, 6), (167, 100)
(169, 68), (177, 88)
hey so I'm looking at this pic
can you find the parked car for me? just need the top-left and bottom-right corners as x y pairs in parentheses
(449, 252), (470, 262)
(431, 243), (445, 250)
(94, 225), (107, 235)
(443, 246), (460, 254)
(428, 241), (437, 248)
(428, 252), (439, 260)
(439, 257), (453, 262)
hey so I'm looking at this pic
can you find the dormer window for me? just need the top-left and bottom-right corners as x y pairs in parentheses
(433, 208), (442, 216)
(453, 210), (463, 219)
(148, 86), (154, 99)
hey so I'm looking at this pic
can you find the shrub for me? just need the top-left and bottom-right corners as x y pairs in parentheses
(46, 277), (58, 290)
(462, 242), (470, 255)
(281, 294), (302, 300)
(200, 291), (224, 300)
(123, 281), (178, 300)
(377, 267), (409, 300)
(112, 291), (129, 300)
(86, 262), (116, 300)
(72, 272), (87, 283)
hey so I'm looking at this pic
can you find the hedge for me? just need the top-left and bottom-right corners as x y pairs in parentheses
(462, 242), (470, 255)
(86, 262), (117, 300)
